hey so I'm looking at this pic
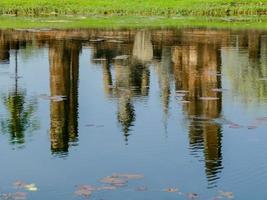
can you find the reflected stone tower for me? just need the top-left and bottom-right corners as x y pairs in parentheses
(49, 40), (81, 155)
(172, 40), (222, 187)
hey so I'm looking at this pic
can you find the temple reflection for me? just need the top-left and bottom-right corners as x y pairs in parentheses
(172, 36), (223, 187)
(96, 31), (151, 143)
(49, 40), (81, 155)
(1, 28), (267, 186)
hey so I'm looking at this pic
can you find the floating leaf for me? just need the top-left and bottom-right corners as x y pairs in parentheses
(187, 193), (198, 199)
(108, 40), (124, 43)
(219, 191), (234, 199)
(199, 97), (219, 101)
(113, 55), (129, 60)
(229, 123), (242, 129)
(49, 95), (67, 102)
(112, 173), (144, 180)
(90, 39), (105, 42)
(96, 186), (116, 191)
(163, 188), (179, 193)
(92, 58), (107, 61)
(247, 125), (257, 129)
(176, 90), (189, 93)
(212, 88), (226, 92)
(100, 176), (127, 187)
(75, 185), (95, 198)
(179, 100), (190, 104)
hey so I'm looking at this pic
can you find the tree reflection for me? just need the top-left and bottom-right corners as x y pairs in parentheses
(1, 50), (38, 145)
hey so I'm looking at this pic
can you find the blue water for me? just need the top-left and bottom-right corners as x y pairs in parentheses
(0, 29), (267, 199)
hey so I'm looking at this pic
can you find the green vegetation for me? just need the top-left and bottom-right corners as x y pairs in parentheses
(0, 0), (267, 17)
(1, 15), (267, 30)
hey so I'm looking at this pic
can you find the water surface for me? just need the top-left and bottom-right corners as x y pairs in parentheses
(0, 28), (267, 199)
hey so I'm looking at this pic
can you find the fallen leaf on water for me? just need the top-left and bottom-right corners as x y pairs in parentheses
(112, 173), (144, 180)
(187, 193), (198, 199)
(228, 123), (242, 129)
(50, 95), (67, 102)
(75, 185), (95, 198)
(247, 125), (257, 129)
(99, 176), (127, 187)
(176, 90), (189, 93)
(179, 100), (190, 104)
(108, 40), (124, 43)
(212, 88), (226, 92)
(113, 55), (129, 60)
(199, 97), (219, 101)
(92, 58), (107, 61)
(96, 186), (116, 191)
(163, 188), (179, 193)
(90, 39), (105, 42)
(218, 191), (234, 199)
(85, 124), (95, 127)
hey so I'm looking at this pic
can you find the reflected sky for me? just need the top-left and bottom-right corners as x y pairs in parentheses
(0, 28), (267, 199)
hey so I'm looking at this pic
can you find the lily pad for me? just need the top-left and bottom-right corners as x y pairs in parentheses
(75, 185), (95, 198)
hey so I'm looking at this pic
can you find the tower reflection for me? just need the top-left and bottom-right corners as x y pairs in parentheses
(49, 40), (81, 155)
(172, 39), (222, 187)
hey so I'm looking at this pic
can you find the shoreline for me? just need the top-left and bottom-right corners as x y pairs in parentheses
(1, 15), (267, 30)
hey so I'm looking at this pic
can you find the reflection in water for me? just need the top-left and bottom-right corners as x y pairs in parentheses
(1, 28), (267, 188)
(49, 40), (81, 155)
(172, 41), (222, 187)
(1, 48), (38, 145)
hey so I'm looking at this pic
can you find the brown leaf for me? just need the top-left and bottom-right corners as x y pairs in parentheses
(187, 193), (198, 199)
(99, 176), (127, 187)
(163, 188), (179, 193)
(75, 185), (95, 198)
(112, 173), (144, 180)
(219, 191), (234, 199)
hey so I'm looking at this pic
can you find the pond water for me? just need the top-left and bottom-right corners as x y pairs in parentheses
(0, 28), (267, 200)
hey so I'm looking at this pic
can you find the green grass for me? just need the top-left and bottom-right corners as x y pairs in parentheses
(1, 0), (267, 17)
(1, 15), (267, 30)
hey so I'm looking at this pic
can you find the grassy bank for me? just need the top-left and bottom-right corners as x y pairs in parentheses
(1, 15), (267, 30)
(1, 0), (267, 17)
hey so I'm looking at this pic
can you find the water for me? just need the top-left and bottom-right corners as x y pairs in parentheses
(0, 28), (267, 199)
